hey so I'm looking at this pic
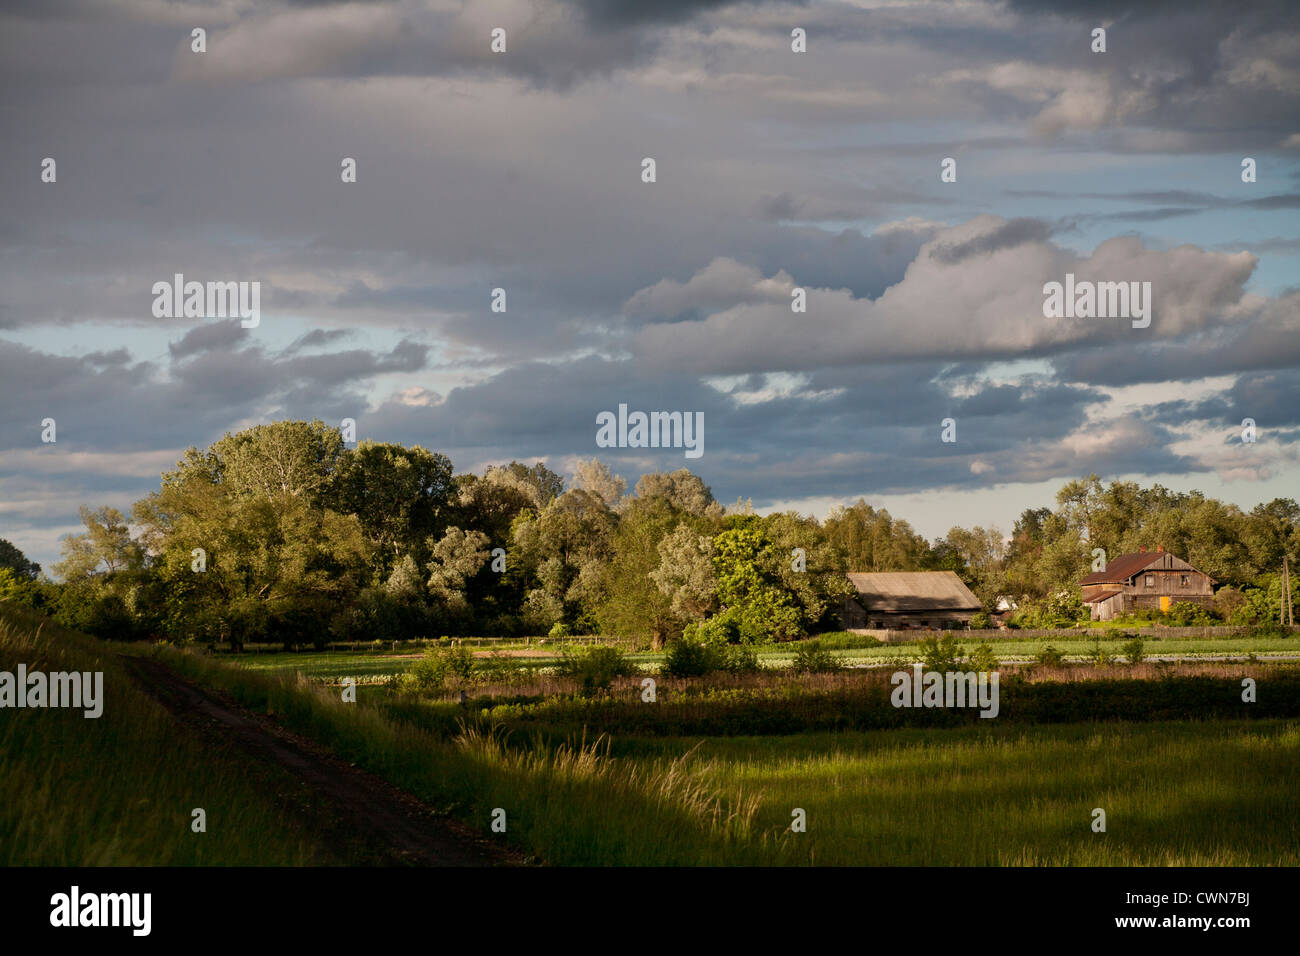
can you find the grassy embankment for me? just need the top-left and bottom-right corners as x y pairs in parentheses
(0, 605), (328, 865)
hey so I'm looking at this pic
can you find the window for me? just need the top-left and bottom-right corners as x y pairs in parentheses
(1180, 575), (1189, 587)
(1145, 574), (1154, 588)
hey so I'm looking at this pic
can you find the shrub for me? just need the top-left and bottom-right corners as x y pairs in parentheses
(722, 643), (762, 675)
(969, 610), (992, 630)
(442, 643), (475, 681)
(548, 621), (571, 640)
(918, 633), (964, 671)
(400, 649), (447, 693)
(1163, 601), (1216, 626)
(557, 644), (636, 694)
(967, 642), (998, 671)
(0, 568), (41, 610)
(663, 640), (722, 678)
(684, 610), (743, 646)
(663, 640), (762, 678)
(395, 644), (475, 694)
(1089, 638), (1115, 666)
(1121, 637), (1146, 665)
(1035, 644), (1065, 666)
(1008, 592), (1089, 629)
(477, 650), (526, 685)
(791, 640), (844, 674)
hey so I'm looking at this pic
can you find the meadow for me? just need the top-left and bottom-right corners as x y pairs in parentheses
(0, 606), (328, 865)
(149, 638), (1300, 866)
(9, 600), (1296, 866)
(214, 627), (1300, 685)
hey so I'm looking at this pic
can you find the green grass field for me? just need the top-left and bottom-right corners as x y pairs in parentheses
(154, 641), (1300, 866)
(0, 605), (329, 865)
(11, 604), (1297, 866)
(213, 632), (1299, 685)
(618, 721), (1300, 865)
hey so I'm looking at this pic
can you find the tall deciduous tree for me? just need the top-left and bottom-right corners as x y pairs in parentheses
(331, 441), (455, 575)
(0, 538), (40, 580)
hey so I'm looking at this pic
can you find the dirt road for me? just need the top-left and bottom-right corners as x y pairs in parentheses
(122, 656), (523, 867)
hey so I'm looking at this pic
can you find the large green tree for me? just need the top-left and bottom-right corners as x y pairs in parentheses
(330, 440), (455, 576)
(0, 538), (40, 579)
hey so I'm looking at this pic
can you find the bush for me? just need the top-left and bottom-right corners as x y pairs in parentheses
(548, 621), (571, 640)
(557, 644), (636, 694)
(918, 633), (964, 671)
(1089, 638), (1115, 666)
(684, 610), (743, 646)
(400, 649), (447, 693)
(969, 610), (992, 630)
(722, 644), (762, 675)
(967, 642), (998, 671)
(395, 644), (475, 694)
(663, 640), (762, 678)
(1121, 637), (1146, 665)
(663, 640), (721, 678)
(791, 640), (844, 674)
(1035, 644), (1065, 666)
(477, 650), (527, 685)
(0, 568), (42, 610)
(1163, 601), (1216, 626)
(443, 643), (475, 681)
(1008, 591), (1091, 629)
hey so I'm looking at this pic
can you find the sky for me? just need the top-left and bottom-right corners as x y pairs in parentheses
(1, 0), (1298, 573)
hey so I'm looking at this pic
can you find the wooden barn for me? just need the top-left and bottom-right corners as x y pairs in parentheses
(1079, 546), (1215, 621)
(840, 571), (982, 629)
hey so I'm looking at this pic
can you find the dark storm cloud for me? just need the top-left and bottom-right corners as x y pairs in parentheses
(1016, 190), (1300, 219)
(284, 328), (355, 352)
(927, 218), (1054, 264)
(1151, 368), (1300, 430)
(0, 335), (429, 455)
(169, 320), (248, 359)
(357, 352), (1176, 504)
(2, 0), (1298, 569)
(572, 0), (796, 28)
(1051, 290), (1300, 387)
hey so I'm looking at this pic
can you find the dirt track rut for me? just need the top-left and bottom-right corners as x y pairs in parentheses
(122, 656), (522, 867)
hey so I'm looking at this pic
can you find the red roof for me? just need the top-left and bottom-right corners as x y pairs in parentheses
(1079, 551), (1163, 586)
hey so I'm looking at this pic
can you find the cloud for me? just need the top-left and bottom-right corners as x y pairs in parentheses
(624, 257), (792, 320)
(169, 319), (248, 358)
(631, 217), (1260, 374)
(3, 0), (1299, 570)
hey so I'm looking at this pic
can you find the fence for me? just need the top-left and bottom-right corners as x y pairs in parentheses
(848, 625), (1295, 643)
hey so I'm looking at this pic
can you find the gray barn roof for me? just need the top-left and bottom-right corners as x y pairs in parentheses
(846, 571), (981, 613)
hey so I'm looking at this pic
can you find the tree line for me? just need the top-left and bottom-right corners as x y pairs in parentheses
(1, 421), (1296, 647)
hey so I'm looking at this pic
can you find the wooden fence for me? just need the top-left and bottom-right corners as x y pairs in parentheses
(849, 625), (1297, 643)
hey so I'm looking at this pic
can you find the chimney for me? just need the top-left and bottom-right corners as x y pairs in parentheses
(1139, 546), (1146, 553)
(1156, 544), (1164, 553)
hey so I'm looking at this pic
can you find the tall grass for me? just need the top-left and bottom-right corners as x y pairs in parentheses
(0, 605), (325, 865)
(154, 644), (784, 865)
(157, 642), (1300, 865)
(669, 722), (1300, 865)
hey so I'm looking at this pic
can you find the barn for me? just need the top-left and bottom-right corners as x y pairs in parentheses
(840, 571), (982, 629)
(1079, 546), (1215, 621)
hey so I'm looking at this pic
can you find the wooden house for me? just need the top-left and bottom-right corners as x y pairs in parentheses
(840, 571), (982, 629)
(1079, 546), (1215, 621)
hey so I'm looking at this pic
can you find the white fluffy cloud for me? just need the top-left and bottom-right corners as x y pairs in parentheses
(632, 217), (1259, 373)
